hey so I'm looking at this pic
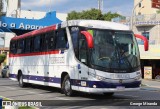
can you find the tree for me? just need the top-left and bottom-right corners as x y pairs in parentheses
(67, 8), (104, 20)
(0, 54), (6, 64)
(103, 11), (122, 21)
(67, 8), (122, 21)
(67, 11), (81, 20)
(157, 10), (160, 14)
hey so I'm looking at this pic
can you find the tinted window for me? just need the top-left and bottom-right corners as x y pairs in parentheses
(10, 41), (17, 54)
(42, 32), (55, 51)
(69, 27), (79, 58)
(25, 38), (31, 53)
(17, 39), (25, 54)
(48, 32), (56, 50)
(79, 37), (88, 65)
(55, 29), (68, 49)
(33, 36), (41, 52)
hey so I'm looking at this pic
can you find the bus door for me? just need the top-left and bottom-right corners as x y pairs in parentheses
(78, 35), (89, 85)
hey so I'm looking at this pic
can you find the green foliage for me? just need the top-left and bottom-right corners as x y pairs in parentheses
(0, 54), (6, 64)
(67, 8), (122, 21)
(103, 11), (122, 21)
(157, 10), (160, 14)
(67, 8), (104, 20)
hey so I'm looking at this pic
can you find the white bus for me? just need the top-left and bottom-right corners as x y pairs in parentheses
(9, 20), (148, 96)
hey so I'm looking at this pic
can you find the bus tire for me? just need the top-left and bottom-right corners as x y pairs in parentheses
(18, 73), (25, 88)
(62, 74), (73, 96)
(103, 92), (114, 96)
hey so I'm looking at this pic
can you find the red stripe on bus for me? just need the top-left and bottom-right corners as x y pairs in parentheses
(9, 50), (60, 57)
(11, 25), (56, 41)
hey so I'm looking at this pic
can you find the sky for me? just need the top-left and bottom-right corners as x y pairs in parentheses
(21, 0), (134, 16)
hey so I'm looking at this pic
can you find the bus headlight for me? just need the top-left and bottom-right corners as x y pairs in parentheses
(134, 75), (141, 80)
(88, 72), (106, 81)
(96, 75), (106, 81)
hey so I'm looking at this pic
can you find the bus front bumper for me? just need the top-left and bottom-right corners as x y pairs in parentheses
(73, 86), (141, 94)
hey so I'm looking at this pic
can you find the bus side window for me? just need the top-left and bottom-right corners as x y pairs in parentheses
(17, 39), (25, 54)
(25, 38), (31, 53)
(48, 31), (56, 51)
(10, 41), (17, 54)
(42, 33), (49, 51)
(55, 29), (68, 50)
(33, 35), (41, 52)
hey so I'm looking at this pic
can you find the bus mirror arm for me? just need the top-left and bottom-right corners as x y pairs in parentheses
(134, 34), (149, 51)
(80, 31), (94, 49)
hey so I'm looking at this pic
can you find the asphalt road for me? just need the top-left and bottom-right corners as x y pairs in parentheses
(0, 77), (160, 109)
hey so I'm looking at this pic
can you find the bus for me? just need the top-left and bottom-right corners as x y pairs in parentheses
(9, 20), (148, 96)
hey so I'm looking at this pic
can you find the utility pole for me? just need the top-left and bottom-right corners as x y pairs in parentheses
(98, 0), (103, 12)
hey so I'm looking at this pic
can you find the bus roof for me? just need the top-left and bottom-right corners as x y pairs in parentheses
(11, 20), (130, 41)
(61, 20), (130, 31)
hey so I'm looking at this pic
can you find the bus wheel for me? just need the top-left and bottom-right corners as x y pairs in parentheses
(18, 73), (25, 87)
(62, 75), (73, 96)
(103, 92), (114, 96)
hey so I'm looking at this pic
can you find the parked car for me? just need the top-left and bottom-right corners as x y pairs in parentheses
(1, 65), (9, 78)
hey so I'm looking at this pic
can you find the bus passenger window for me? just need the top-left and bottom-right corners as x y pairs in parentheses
(33, 36), (41, 52)
(48, 32), (56, 50)
(17, 40), (25, 54)
(42, 34), (48, 51)
(25, 38), (31, 53)
(10, 41), (17, 54)
(55, 29), (68, 49)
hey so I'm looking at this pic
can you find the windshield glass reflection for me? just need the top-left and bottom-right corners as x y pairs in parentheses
(89, 29), (140, 72)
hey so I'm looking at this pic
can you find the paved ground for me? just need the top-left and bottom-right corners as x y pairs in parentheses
(142, 79), (160, 88)
(0, 77), (160, 109)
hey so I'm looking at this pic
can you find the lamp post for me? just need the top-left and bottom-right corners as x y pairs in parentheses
(131, 0), (144, 30)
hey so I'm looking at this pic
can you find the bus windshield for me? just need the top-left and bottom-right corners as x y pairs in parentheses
(89, 29), (140, 73)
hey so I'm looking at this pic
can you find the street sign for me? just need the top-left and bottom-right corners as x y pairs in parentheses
(152, 0), (160, 8)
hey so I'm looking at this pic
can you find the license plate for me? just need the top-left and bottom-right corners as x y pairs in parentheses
(116, 86), (125, 90)
(110, 74), (130, 79)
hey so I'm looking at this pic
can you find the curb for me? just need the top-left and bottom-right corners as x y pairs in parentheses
(141, 86), (160, 91)
(142, 79), (160, 82)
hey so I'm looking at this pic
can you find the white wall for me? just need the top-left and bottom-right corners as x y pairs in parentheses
(18, 10), (46, 19)
(6, 0), (20, 17)
(134, 0), (159, 15)
(56, 13), (67, 21)
(4, 32), (15, 48)
(18, 10), (67, 21)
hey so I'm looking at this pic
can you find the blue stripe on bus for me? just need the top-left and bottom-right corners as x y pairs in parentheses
(9, 74), (61, 83)
(9, 74), (140, 88)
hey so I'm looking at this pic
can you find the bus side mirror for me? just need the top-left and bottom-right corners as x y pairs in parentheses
(80, 31), (94, 49)
(134, 34), (149, 51)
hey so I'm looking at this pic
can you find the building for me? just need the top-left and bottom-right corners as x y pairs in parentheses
(134, 0), (159, 15)
(133, 0), (160, 79)
(0, 0), (67, 65)
(112, 0), (160, 79)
